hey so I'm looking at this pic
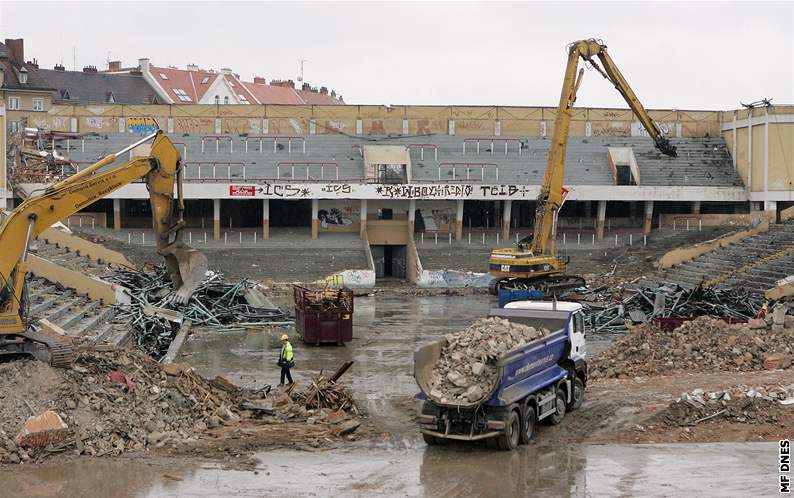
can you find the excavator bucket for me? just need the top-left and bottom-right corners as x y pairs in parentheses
(160, 241), (209, 305)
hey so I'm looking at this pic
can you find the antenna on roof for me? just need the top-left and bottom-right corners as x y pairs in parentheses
(298, 59), (308, 83)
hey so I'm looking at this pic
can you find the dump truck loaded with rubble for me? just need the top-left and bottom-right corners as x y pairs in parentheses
(414, 302), (588, 450)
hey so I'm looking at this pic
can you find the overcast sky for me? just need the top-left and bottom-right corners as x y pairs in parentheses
(1, 1), (792, 109)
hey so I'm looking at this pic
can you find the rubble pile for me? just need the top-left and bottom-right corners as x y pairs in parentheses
(591, 316), (794, 379)
(107, 265), (290, 358)
(0, 352), (365, 464)
(656, 385), (794, 427)
(428, 317), (549, 404)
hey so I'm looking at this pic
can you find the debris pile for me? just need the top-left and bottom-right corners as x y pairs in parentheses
(428, 317), (549, 404)
(591, 316), (794, 379)
(582, 285), (764, 333)
(0, 352), (366, 464)
(107, 265), (290, 358)
(656, 385), (794, 427)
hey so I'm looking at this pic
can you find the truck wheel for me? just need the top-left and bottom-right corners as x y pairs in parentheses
(568, 377), (584, 411)
(422, 433), (439, 446)
(497, 410), (520, 450)
(519, 406), (535, 445)
(549, 388), (567, 425)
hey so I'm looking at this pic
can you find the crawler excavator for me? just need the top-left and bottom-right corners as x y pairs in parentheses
(488, 38), (678, 296)
(0, 131), (208, 366)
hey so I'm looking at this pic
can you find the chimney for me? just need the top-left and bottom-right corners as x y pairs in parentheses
(26, 58), (38, 69)
(253, 76), (266, 85)
(108, 60), (121, 71)
(320, 86), (328, 95)
(220, 67), (233, 74)
(330, 90), (336, 98)
(287, 79), (295, 88)
(130, 68), (142, 76)
(138, 58), (150, 72)
(54, 63), (65, 71)
(83, 65), (98, 73)
(4, 39), (23, 66)
(186, 64), (198, 71)
(302, 82), (310, 91)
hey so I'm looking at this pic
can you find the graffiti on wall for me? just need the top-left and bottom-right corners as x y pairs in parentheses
(127, 117), (159, 134)
(228, 182), (542, 200)
(318, 208), (354, 228)
(316, 269), (375, 288)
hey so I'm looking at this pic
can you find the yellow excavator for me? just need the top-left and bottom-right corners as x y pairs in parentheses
(488, 39), (678, 295)
(0, 131), (208, 366)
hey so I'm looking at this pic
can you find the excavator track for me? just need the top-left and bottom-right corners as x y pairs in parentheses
(490, 274), (586, 296)
(21, 329), (75, 368)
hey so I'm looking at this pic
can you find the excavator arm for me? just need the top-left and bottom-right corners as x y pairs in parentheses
(0, 131), (207, 364)
(530, 39), (677, 257)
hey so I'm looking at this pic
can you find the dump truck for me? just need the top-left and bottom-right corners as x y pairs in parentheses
(414, 301), (587, 450)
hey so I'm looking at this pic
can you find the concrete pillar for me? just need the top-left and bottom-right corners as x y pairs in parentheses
(583, 200), (592, 219)
(764, 200), (777, 213)
(359, 199), (368, 239)
(311, 199), (319, 240)
(113, 198), (122, 232)
(643, 200), (654, 235)
(213, 199), (221, 241)
(408, 199), (416, 235)
(691, 201), (701, 215)
(595, 200), (607, 240)
(262, 199), (270, 240)
(501, 200), (512, 240)
(455, 200), (464, 241)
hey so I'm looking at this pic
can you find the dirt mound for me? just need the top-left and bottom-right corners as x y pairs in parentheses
(591, 316), (794, 379)
(428, 317), (548, 405)
(0, 351), (363, 464)
(655, 385), (794, 427)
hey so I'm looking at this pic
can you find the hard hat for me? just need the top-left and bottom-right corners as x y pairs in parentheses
(280, 334), (289, 341)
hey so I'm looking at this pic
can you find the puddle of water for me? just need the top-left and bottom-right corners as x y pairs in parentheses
(0, 442), (779, 498)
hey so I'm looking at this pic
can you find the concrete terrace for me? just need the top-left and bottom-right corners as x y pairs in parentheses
(62, 133), (742, 188)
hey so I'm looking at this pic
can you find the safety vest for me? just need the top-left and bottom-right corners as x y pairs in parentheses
(281, 342), (294, 362)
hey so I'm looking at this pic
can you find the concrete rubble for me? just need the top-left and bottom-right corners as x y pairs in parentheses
(591, 315), (794, 379)
(428, 317), (548, 404)
(656, 384), (794, 427)
(0, 350), (364, 464)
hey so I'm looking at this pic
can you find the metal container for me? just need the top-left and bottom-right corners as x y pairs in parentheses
(293, 285), (354, 345)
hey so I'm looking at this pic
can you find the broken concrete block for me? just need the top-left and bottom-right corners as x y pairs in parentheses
(336, 419), (360, 435)
(161, 362), (192, 376)
(763, 352), (791, 370)
(446, 371), (468, 388)
(471, 362), (485, 376)
(16, 411), (68, 448)
(465, 385), (484, 402)
(747, 319), (767, 330)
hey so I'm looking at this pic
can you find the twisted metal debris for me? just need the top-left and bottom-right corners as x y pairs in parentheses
(581, 284), (766, 333)
(107, 265), (289, 359)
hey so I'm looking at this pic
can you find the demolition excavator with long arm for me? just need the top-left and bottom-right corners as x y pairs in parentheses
(488, 39), (678, 295)
(0, 131), (208, 366)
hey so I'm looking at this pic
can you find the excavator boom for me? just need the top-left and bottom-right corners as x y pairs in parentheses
(489, 38), (677, 295)
(0, 131), (207, 365)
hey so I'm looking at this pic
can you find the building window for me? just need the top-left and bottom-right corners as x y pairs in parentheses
(32, 98), (43, 111)
(172, 88), (193, 102)
(238, 94), (248, 104)
(214, 95), (219, 104)
(159, 73), (169, 80)
(375, 164), (407, 184)
(201, 76), (209, 84)
(224, 96), (229, 104)
(19, 69), (28, 84)
(8, 96), (20, 110)
(9, 121), (20, 133)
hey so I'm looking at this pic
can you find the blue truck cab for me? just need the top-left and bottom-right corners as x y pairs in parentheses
(414, 301), (587, 450)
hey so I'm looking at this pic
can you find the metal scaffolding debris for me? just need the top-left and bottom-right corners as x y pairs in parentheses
(581, 284), (766, 333)
(106, 265), (290, 359)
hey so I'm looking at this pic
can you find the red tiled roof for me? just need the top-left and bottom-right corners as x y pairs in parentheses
(150, 65), (220, 103)
(296, 89), (343, 105)
(240, 81), (304, 104)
